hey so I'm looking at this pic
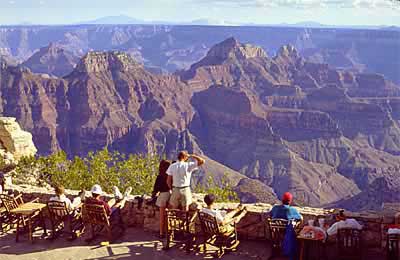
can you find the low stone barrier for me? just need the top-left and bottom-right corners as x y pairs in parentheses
(9, 184), (397, 249)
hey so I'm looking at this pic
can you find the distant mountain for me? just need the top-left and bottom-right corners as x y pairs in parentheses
(381, 26), (400, 31)
(79, 15), (239, 26)
(22, 43), (79, 77)
(275, 21), (327, 28)
(185, 19), (239, 26)
(80, 15), (145, 25)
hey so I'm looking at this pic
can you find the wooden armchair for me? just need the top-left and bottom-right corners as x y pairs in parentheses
(0, 203), (7, 233)
(387, 234), (400, 260)
(265, 218), (301, 260)
(198, 211), (239, 258)
(336, 228), (362, 260)
(82, 203), (114, 242)
(0, 194), (37, 230)
(47, 200), (83, 240)
(164, 209), (197, 253)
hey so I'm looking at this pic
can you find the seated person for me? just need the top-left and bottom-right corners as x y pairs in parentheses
(270, 192), (302, 221)
(327, 217), (362, 236)
(201, 194), (247, 229)
(84, 184), (132, 241)
(49, 185), (84, 211)
(49, 185), (85, 240)
(85, 184), (132, 216)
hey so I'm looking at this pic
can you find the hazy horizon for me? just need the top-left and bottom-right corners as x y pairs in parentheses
(1, 0), (399, 26)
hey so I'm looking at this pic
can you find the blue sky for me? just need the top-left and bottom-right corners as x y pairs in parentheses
(0, 0), (399, 26)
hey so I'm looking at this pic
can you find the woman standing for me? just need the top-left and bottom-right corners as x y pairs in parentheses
(152, 160), (172, 238)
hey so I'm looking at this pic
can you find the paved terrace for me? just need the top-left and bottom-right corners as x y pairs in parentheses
(0, 184), (396, 259)
(0, 227), (385, 260)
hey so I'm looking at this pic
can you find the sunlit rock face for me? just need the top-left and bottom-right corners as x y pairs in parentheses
(0, 117), (37, 161)
(1, 37), (400, 210)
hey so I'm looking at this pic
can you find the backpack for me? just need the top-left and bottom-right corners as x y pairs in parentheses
(282, 221), (297, 258)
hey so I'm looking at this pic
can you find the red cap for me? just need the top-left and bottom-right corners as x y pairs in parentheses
(282, 192), (293, 204)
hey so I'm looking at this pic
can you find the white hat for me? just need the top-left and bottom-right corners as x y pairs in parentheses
(91, 184), (103, 195)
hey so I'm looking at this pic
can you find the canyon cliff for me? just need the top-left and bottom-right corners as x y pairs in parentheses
(1, 37), (399, 210)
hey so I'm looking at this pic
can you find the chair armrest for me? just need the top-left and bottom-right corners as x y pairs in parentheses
(189, 211), (198, 223)
(222, 217), (236, 226)
(28, 197), (40, 203)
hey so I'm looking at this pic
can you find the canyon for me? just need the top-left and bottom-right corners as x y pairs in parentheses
(0, 25), (399, 211)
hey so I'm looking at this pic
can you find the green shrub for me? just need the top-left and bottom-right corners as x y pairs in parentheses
(14, 148), (238, 201)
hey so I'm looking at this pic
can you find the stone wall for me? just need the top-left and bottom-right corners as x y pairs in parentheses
(9, 184), (398, 249)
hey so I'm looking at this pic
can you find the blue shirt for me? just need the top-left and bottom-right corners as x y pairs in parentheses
(270, 204), (302, 220)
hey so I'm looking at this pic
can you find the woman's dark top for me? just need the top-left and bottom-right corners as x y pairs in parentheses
(152, 174), (170, 194)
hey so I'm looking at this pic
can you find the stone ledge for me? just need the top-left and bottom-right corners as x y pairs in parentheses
(8, 184), (398, 248)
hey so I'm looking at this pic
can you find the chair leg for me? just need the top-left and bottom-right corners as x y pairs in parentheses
(218, 246), (224, 258)
(107, 226), (112, 242)
(15, 217), (20, 242)
(51, 220), (57, 240)
(164, 232), (171, 250)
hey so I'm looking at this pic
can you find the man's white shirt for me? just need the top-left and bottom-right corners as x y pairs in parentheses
(49, 194), (73, 211)
(201, 208), (225, 224)
(166, 161), (198, 188)
(327, 219), (362, 236)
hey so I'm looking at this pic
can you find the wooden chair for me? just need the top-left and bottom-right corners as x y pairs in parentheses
(387, 233), (400, 260)
(164, 209), (197, 253)
(336, 228), (362, 260)
(0, 194), (34, 231)
(266, 218), (289, 259)
(82, 203), (125, 242)
(47, 200), (83, 240)
(266, 218), (301, 260)
(198, 211), (239, 258)
(0, 203), (8, 233)
(82, 203), (112, 242)
(0, 193), (45, 242)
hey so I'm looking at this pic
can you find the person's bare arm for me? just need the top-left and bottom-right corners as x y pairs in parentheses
(189, 154), (205, 166)
(167, 175), (173, 189)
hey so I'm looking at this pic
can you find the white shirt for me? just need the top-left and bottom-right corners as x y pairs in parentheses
(166, 161), (198, 188)
(49, 194), (73, 211)
(327, 219), (362, 236)
(201, 208), (225, 224)
(388, 228), (400, 234)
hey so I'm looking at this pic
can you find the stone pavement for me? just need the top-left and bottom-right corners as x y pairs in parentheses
(0, 225), (387, 260)
(0, 227), (277, 260)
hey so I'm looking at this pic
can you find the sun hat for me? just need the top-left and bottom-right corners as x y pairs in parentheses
(91, 184), (103, 195)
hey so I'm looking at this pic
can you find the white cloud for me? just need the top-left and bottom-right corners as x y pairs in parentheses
(192, 0), (400, 9)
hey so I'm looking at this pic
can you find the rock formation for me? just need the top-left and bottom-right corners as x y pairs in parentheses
(22, 43), (79, 77)
(0, 117), (37, 161)
(1, 37), (399, 210)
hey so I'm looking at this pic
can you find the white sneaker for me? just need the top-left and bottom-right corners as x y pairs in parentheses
(113, 186), (123, 200)
(123, 187), (132, 199)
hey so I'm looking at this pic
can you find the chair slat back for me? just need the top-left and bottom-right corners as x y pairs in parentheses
(0, 194), (19, 212)
(198, 211), (220, 235)
(82, 204), (110, 226)
(267, 218), (289, 248)
(387, 233), (400, 260)
(47, 200), (69, 220)
(166, 209), (190, 233)
(337, 228), (362, 257)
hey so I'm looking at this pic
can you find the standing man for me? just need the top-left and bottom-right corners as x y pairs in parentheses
(167, 151), (205, 211)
